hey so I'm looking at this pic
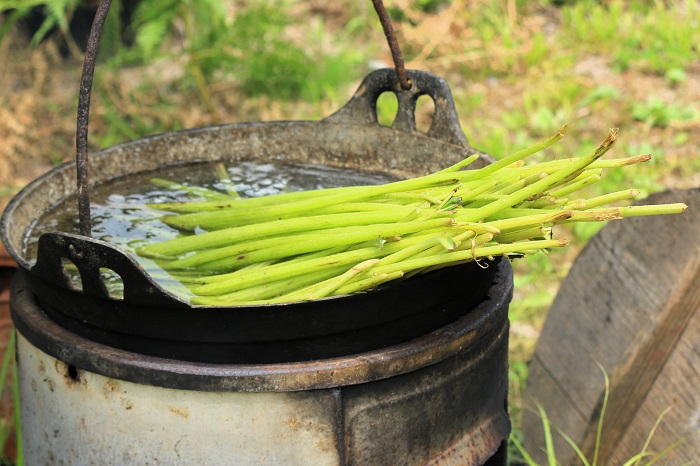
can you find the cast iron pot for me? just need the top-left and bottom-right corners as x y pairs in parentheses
(1, 68), (507, 364)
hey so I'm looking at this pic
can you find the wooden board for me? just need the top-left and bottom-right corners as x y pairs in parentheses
(522, 188), (700, 464)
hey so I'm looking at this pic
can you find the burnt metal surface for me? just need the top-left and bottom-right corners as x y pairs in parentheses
(33, 232), (187, 307)
(341, 314), (510, 465)
(325, 69), (476, 147)
(10, 259), (512, 392)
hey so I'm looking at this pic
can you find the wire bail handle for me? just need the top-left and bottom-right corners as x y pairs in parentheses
(371, 0), (412, 91)
(75, 0), (412, 238)
(76, 0), (111, 238)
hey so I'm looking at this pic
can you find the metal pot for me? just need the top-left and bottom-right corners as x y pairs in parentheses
(3, 67), (513, 464)
(2, 68), (501, 364)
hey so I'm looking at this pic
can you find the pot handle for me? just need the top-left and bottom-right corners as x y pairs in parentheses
(324, 68), (475, 148)
(32, 232), (189, 307)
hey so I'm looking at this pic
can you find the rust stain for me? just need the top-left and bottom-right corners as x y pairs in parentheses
(169, 407), (189, 419)
(103, 379), (121, 398)
(55, 360), (86, 387)
(286, 418), (300, 430)
(44, 377), (55, 393)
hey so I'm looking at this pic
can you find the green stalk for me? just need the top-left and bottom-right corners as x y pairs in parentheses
(333, 271), (405, 296)
(191, 264), (350, 304)
(487, 213), (570, 238)
(468, 125), (567, 179)
(496, 172), (548, 196)
(197, 218), (454, 271)
(454, 179), (500, 203)
(190, 237), (430, 295)
(384, 192), (443, 204)
(266, 259), (380, 303)
(138, 210), (419, 257)
(197, 245), (355, 285)
(502, 154), (650, 175)
(150, 178), (234, 201)
(214, 163), (240, 199)
(457, 129), (618, 222)
(465, 210), (572, 231)
(346, 232), (494, 286)
(160, 174), (460, 230)
(525, 196), (569, 209)
(491, 174), (526, 195)
(567, 189), (639, 209)
(560, 204), (686, 223)
(164, 233), (330, 269)
(164, 218), (431, 269)
(549, 173), (602, 198)
(591, 154), (651, 168)
(495, 226), (553, 243)
(400, 230), (490, 266)
(617, 203), (687, 217)
(371, 233), (461, 268)
(314, 202), (417, 214)
(434, 153), (481, 173)
(366, 238), (568, 276)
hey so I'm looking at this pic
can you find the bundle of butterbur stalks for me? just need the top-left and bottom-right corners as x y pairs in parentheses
(134, 127), (686, 305)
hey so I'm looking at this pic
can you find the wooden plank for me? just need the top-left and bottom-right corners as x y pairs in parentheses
(580, 246), (700, 461)
(610, 311), (700, 464)
(522, 188), (700, 464)
(521, 355), (588, 461)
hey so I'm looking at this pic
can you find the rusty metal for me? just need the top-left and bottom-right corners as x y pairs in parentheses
(76, 0), (112, 237)
(371, 0), (411, 90)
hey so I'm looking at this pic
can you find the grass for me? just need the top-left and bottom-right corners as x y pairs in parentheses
(0, 0), (698, 463)
(0, 331), (21, 466)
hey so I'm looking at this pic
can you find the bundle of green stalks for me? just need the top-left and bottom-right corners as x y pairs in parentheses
(136, 127), (686, 306)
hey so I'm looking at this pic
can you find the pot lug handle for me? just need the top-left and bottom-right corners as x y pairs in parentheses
(324, 68), (473, 147)
(31, 232), (189, 308)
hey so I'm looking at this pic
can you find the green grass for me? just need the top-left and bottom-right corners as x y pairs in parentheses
(561, 0), (700, 74)
(0, 331), (21, 466)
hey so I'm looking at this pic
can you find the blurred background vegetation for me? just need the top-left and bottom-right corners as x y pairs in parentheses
(0, 0), (699, 463)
